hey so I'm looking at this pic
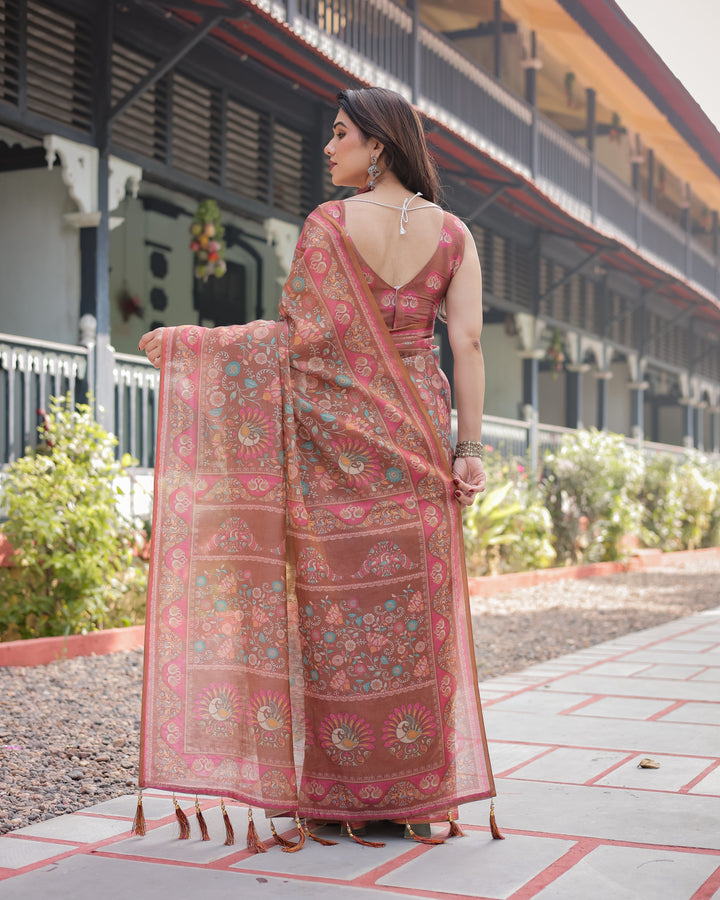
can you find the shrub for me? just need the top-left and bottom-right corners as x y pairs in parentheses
(463, 449), (555, 576)
(542, 429), (645, 564)
(640, 453), (684, 551)
(675, 453), (719, 549)
(0, 396), (147, 640)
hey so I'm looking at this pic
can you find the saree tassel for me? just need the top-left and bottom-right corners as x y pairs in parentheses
(345, 822), (386, 848)
(303, 820), (338, 846)
(271, 816), (306, 853)
(489, 801), (505, 840)
(173, 796), (191, 840)
(270, 819), (297, 848)
(194, 797), (210, 841)
(446, 811), (465, 838)
(130, 791), (146, 836)
(221, 799), (235, 845)
(246, 808), (268, 854)
(405, 820), (445, 846)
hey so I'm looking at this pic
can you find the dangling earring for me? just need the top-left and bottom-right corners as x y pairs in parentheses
(367, 155), (380, 191)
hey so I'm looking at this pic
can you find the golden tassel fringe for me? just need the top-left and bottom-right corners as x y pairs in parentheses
(447, 811), (465, 838)
(344, 822), (386, 848)
(195, 797), (210, 841)
(221, 799), (235, 846)
(270, 816), (306, 853)
(489, 801), (505, 840)
(131, 791), (146, 836)
(405, 820), (445, 846)
(270, 819), (297, 848)
(173, 796), (191, 840)
(303, 819), (338, 846)
(246, 808), (268, 854)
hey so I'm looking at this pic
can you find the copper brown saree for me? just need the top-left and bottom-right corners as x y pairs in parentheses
(140, 202), (495, 821)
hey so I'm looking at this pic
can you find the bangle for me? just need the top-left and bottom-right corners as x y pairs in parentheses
(454, 440), (484, 459)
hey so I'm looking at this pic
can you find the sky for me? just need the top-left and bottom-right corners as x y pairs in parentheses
(614, 0), (720, 131)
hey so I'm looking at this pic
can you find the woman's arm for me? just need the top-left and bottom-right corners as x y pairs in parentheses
(139, 327), (165, 368)
(444, 223), (485, 507)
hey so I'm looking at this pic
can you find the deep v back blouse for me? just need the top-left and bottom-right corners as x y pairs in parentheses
(324, 201), (466, 349)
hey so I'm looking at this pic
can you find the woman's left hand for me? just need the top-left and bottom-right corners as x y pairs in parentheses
(452, 456), (486, 507)
(139, 327), (165, 368)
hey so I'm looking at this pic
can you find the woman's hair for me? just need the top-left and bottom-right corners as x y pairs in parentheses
(336, 87), (441, 203)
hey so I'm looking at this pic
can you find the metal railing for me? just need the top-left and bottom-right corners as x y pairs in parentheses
(3, 334), (708, 471)
(0, 334), (159, 468)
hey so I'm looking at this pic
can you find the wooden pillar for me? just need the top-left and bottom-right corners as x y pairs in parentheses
(91, 2), (114, 434)
(647, 148), (655, 205)
(597, 376), (607, 431)
(525, 31), (539, 179)
(409, 0), (421, 104)
(586, 88), (597, 221)
(494, 0), (503, 79)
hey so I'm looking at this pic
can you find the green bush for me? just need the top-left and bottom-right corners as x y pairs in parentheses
(541, 429), (645, 564)
(463, 449), (555, 576)
(0, 396), (147, 640)
(675, 453), (719, 549)
(462, 431), (720, 574)
(640, 453), (684, 551)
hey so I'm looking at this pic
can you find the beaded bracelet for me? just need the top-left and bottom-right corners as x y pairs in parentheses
(454, 440), (484, 459)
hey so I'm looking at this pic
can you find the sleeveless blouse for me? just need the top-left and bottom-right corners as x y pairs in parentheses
(330, 200), (466, 350)
(318, 201), (466, 449)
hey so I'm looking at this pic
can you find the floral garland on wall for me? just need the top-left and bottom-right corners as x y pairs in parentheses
(190, 199), (227, 280)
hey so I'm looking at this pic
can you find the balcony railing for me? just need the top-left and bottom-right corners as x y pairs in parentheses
(0, 334), (159, 468)
(268, 0), (720, 303)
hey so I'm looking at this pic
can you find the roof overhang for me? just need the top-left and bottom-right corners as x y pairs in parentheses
(123, 0), (720, 327)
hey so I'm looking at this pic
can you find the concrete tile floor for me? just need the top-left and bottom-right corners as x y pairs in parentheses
(1, 606), (719, 899)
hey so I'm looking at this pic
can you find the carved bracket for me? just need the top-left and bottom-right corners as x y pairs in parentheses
(44, 134), (143, 229)
(44, 134), (98, 215)
(515, 313), (546, 353)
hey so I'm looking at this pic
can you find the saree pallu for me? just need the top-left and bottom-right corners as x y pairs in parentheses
(140, 205), (495, 820)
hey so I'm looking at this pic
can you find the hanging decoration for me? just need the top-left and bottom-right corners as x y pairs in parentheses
(658, 164), (666, 195)
(546, 328), (566, 379)
(118, 286), (144, 322)
(190, 199), (227, 280)
(564, 71), (575, 107)
(609, 112), (622, 143)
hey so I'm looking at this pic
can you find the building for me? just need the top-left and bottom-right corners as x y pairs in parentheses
(1, 0), (719, 469)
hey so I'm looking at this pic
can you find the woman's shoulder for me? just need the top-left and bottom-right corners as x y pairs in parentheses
(309, 200), (345, 222)
(441, 209), (468, 235)
(439, 209), (470, 254)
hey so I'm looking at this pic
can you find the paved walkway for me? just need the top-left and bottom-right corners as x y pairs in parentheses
(1, 606), (719, 899)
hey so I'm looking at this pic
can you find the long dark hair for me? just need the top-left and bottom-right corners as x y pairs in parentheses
(336, 87), (441, 203)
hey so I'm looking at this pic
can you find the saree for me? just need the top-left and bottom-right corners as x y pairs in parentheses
(139, 202), (495, 821)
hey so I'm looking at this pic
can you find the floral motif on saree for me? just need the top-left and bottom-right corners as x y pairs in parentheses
(140, 202), (495, 820)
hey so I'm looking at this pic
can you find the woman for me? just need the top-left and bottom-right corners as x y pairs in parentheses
(138, 87), (497, 847)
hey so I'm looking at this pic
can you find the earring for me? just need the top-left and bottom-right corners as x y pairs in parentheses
(367, 155), (380, 191)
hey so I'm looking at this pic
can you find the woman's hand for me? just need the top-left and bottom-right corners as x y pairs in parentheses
(139, 328), (165, 368)
(452, 456), (486, 507)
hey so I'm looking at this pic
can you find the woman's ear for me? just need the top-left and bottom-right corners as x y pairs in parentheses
(370, 138), (385, 160)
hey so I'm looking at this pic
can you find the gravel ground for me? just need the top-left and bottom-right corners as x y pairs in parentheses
(1, 552), (719, 835)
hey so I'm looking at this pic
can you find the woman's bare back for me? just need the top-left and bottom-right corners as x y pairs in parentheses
(343, 196), (445, 288)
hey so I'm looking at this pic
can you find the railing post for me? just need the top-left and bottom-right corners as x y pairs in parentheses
(520, 351), (542, 472)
